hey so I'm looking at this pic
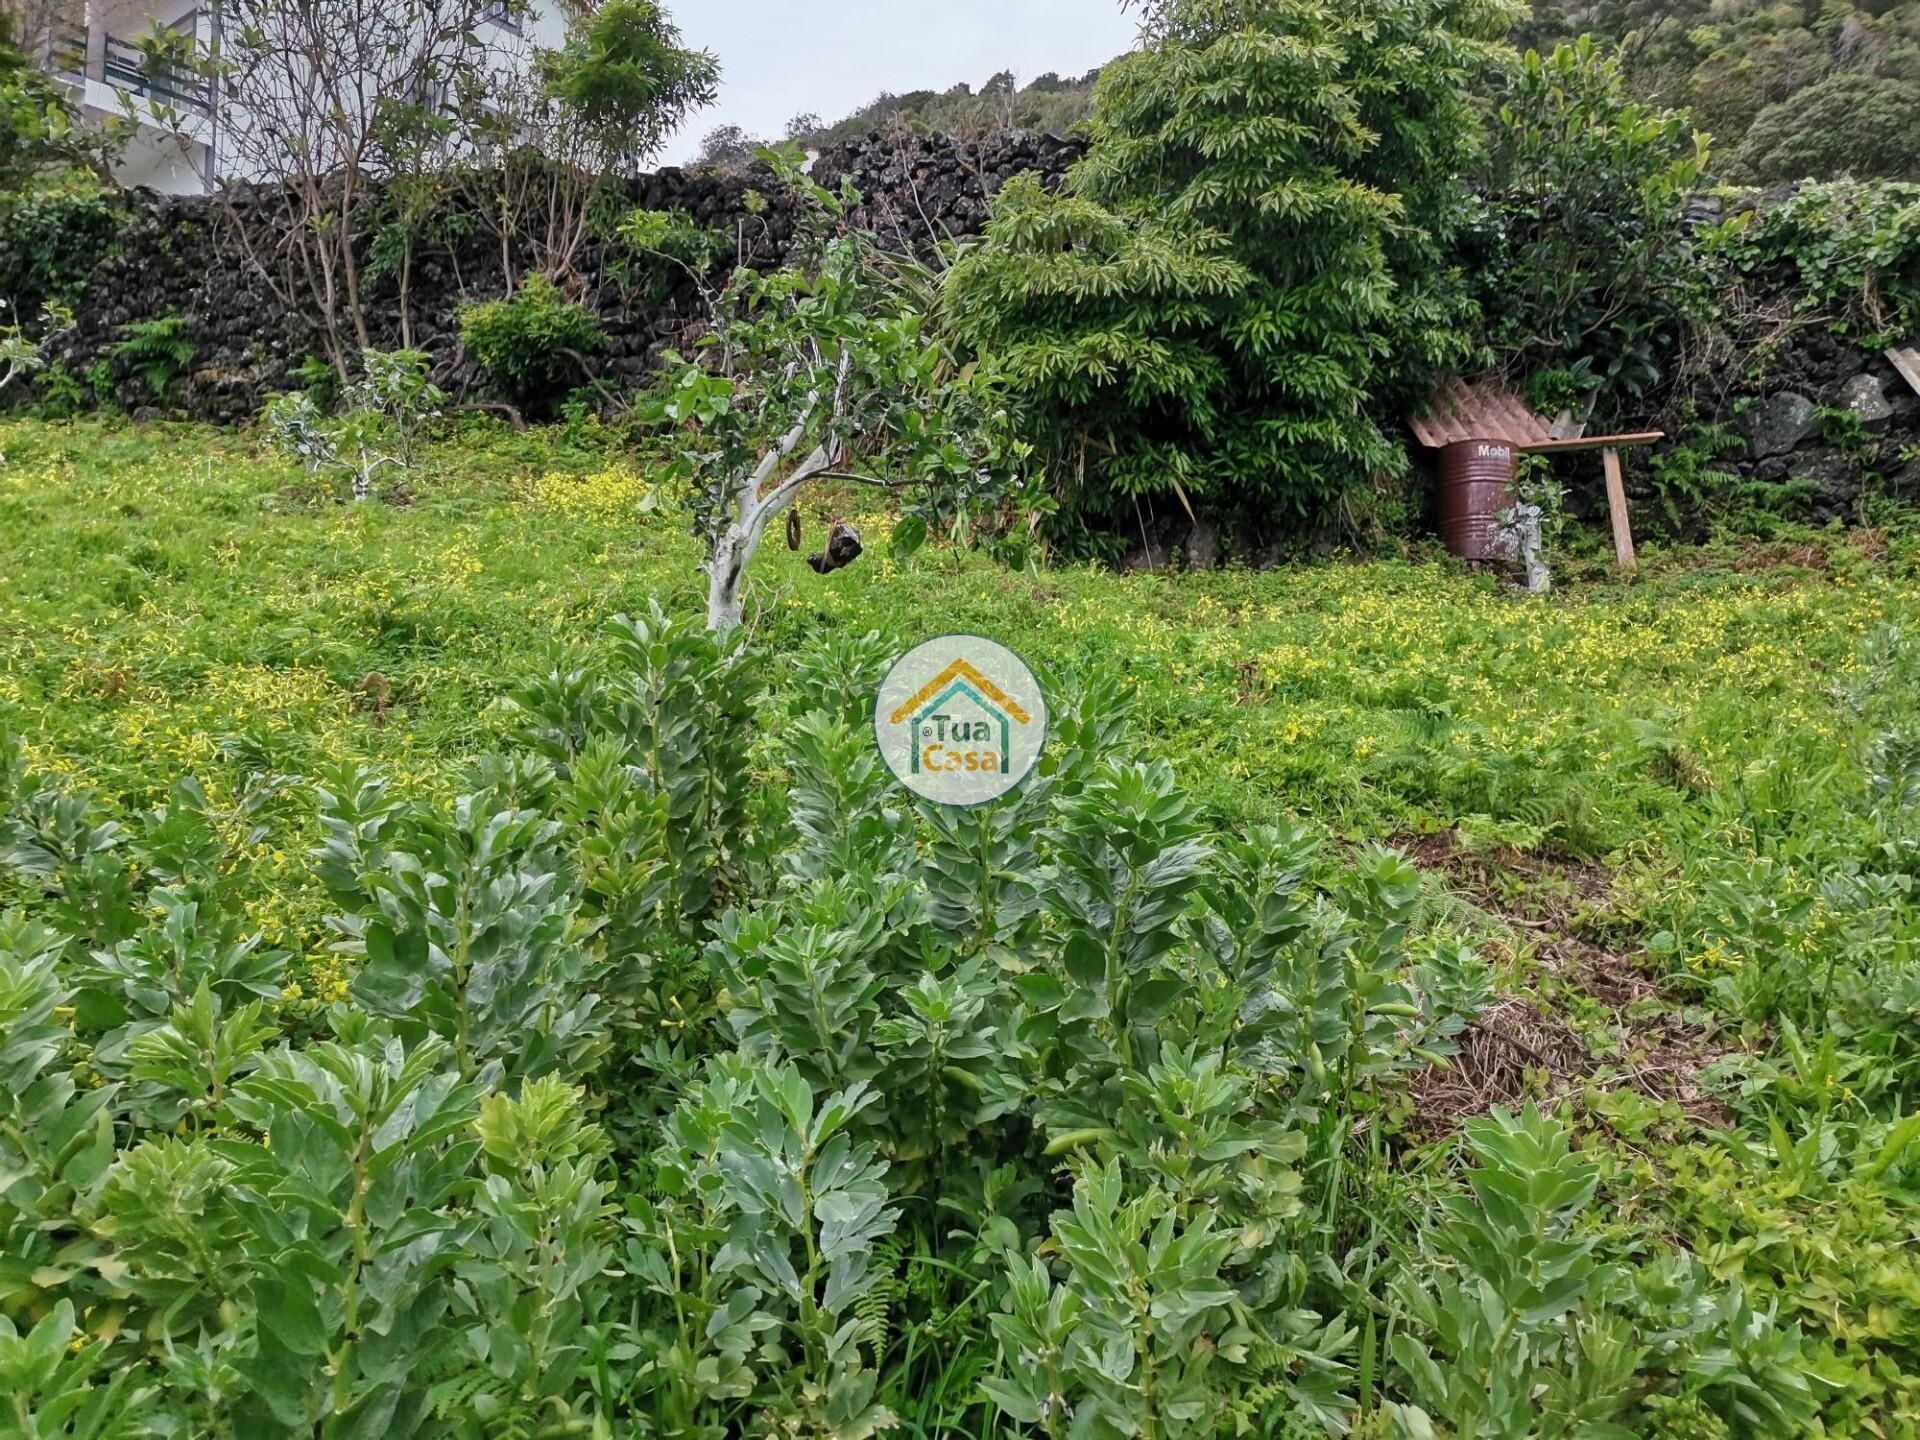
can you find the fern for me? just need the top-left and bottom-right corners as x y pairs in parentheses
(853, 1233), (910, 1369)
(111, 313), (195, 402)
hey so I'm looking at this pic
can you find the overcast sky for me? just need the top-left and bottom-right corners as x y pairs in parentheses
(659, 1), (1140, 163)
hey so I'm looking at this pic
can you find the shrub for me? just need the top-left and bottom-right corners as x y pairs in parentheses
(458, 274), (608, 412)
(262, 347), (444, 501)
(945, 0), (1516, 540)
(1467, 40), (1706, 414)
(1700, 179), (1920, 343)
(1, 589), (1898, 1434)
(0, 173), (126, 319)
(0, 299), (69, 423)
(0, 14), (119, 192)
(110, 313), (196, 403)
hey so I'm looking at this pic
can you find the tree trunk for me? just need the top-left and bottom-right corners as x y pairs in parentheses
(399, 238), (415, 351)
(705, 444), (833, 632)
(707, 529), (748, 632)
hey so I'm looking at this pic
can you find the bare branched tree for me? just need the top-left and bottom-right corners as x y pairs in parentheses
(205, 0), (512, 377)
(463, 0), (717, 293)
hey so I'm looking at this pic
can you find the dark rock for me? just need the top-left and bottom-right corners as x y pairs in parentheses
(19, 130), (1085, 423)
(1794, 451), (1862, 520)
(1184, 519), (1221, 570)
(1741, 392), (1820, 458)
(1837, 373), (1893, 430)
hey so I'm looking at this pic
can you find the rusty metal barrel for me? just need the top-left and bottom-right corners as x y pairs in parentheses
(1437, 439), (1518, 560)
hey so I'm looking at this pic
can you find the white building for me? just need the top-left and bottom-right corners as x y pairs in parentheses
(25, 0), (569, 195)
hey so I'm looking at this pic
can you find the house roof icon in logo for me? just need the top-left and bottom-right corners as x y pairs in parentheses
(888, 658), (1033, 776)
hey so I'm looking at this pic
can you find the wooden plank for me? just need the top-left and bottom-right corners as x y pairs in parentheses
(1516, 430), (1665, 455)
(1887, 344), (1920, 398)
(1602, 446), (1637, 572)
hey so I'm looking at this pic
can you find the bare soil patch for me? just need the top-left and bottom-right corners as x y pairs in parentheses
(1399, 830), (1732, 1139)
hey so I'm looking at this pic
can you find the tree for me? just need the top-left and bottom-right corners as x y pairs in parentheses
(536, 0), (719, 172)
(0, 7), (115, 192)
(692, 123), (770, 169)
(0, 297), (68, 459)
(466, 0), (717, 291)
(262, 347), (445, 501)
(1466, 39), (1705, 412)
(1733, 73), (1920, 184)
(205, 0), (516, 378)
(946, 0), (1518, 538)
(639, 166), (1029, 631)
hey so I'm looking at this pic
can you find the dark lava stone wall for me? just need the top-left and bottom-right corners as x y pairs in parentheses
(45, 130), (1085, 424)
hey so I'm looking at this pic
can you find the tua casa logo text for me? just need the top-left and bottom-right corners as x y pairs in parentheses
(873, 636), (1048, 806)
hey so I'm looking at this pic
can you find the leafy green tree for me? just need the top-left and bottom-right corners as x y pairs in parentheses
(691, 122), (770, 169)
(946, 0), (1519, 539)
(536, 0), (719, 170)
(465, 0), (718, 290)
(1466, 39), (1705, 411)
(640, 164), (1033, 631)
(0, 12), (111, 194)
(1733, 72), (1920, 184)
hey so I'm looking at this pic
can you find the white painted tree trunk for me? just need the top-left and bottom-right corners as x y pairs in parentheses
(707, 528), (749, 632)
(706, 439), (836, 632)
(703, 351), (852, 636)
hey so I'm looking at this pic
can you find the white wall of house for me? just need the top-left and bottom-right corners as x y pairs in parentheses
(33, 0), (570, 195)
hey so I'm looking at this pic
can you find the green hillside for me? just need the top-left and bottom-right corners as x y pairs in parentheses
(1520, 0), (1920, 178)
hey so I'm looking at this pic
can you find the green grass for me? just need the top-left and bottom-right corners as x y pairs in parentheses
(4, 415), (1917, 999)
(4, 416), (1910, 827)
(4, 415), (1920, 1433)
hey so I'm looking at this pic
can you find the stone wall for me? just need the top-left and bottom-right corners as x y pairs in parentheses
(1604, 190), (1920, 528)
(39, 130), (1085, 424)
(1709, 335), (1920, 523)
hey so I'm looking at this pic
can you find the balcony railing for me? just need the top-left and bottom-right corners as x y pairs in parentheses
(33, 23), (88, 77)
(31, 19), (214, 122)
(101, 31), (214, 119)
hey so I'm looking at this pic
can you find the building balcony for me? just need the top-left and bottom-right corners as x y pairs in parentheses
(34, 17), (214, 123)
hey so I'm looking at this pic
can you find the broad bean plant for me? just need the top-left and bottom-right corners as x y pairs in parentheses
(0, 608), (1824, 1437)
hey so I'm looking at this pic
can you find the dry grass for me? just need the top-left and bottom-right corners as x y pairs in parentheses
(1400, 830), (1733, 1138)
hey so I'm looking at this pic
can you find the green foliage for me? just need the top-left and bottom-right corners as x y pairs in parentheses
(262, 347), (445, 501)
(316, 764), (609, 1085)
(458, 275), (608, 413)
(1392, 1105), (1827, 1437)
(0, 173), (126, 322)
(0, 297), (70, 416)
(503, 603), (760, 947)
(0, 14), (119, 194)
(5, 420), (1920, 1434)
(614, 206), (732, 303)
(643, 161), (1035, 628)
(1645, 418), (1745, 537)
(1734, 73), (1920, 184)
(1700, 179), (1920, 343)
(110, 314), (195, 404)
(947, 0), (1519, 538)
(789, 68), (1101, 149)
(534, 0), (719, 170)
(1520, 0), (1920, 178)
(1468, 39), (1706, 413)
